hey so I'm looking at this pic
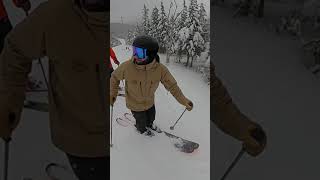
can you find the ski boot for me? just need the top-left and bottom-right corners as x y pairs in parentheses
(143, 129), (155, 137)
(135, 125), (155, 137)
(148, 123), (162, 133)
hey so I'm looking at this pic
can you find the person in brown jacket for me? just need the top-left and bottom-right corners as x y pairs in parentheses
(0, 0), (108, 179)
(211, 62), (267, 157)
(110, 35), (194, 136)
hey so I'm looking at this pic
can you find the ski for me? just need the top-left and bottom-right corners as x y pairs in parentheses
(24, 100), (48, 112)
(116, 113), (199, 154)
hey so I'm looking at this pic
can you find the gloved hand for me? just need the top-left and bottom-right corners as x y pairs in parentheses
(0, 110), (16, 140)
(17, 0), (31, 13)
(242, 123), (267, 157)
(185, 99), (193, 111)
(110, 95), (117, 106)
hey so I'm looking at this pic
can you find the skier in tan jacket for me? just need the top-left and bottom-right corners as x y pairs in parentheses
(110, 35), (193, 136)
(111, 35), (266, 156)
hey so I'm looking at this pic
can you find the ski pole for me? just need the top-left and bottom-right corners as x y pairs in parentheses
(3, 137), (11, 180)
(170, 108), (187, 130)
(220, 147), (246, 180)
(3, 112), (16, 180)
(110, 105), (113, 147)
(38, 59), (49, 89)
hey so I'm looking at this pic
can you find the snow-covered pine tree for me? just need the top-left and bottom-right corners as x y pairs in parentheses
(157, 1), (168, 53)
(142, 4), (151, 35)
(169, 15), (179, 54)
(131, 22), (144, 40)
(199, 3), (209, 42)
(185, 0), (205, 67)
(127, 30), (132, 45)
(180, 0), (188, 28)
(150, 6), (160, 44)
(175, 0), (188, 63)
(163, 0), (185, 63)
(127, 29), (137, 45)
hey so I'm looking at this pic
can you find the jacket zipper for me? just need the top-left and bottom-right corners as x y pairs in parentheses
(145, 66), (147, 110)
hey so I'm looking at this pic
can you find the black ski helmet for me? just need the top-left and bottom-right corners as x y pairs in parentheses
(132, 35), (159, 65)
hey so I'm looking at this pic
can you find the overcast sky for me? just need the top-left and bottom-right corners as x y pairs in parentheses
(111, 0), (210, 24)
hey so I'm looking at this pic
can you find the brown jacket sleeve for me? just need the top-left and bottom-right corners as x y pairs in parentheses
(110, 62), (125, 98)
(0, 3), (47, 131)
(160, 64), (188, 106)
(211, 63), (254, 141)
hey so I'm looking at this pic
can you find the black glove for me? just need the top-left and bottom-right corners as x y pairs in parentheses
(0, 112), (16, 140)
(110, 95), (117, 106)
(185, 99), (193, 111)
(242, 124), (267, 157)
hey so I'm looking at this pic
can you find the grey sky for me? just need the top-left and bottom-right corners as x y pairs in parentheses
(111, 0), (210, 24)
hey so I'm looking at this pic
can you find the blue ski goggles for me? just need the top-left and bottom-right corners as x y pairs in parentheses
(133, 46), (148, 62)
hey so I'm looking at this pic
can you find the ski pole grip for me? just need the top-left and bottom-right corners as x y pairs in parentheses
(249, 125), (266, 146)
(2, 112), (16, 142)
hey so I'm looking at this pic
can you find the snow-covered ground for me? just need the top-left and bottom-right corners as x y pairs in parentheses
(212, 6), (320, 180)
(110, 41), (210, 180)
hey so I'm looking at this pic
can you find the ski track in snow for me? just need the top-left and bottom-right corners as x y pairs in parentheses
(111, 41), (210, 180)
(213, 7), (320, 180)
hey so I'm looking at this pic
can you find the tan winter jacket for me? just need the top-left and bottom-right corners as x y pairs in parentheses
(211, 63), (257, 142)
(0, 0), (108, 157)
(110, 58), (190, 112)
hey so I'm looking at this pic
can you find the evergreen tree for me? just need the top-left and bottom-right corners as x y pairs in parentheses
(157, 1), (168, 52)
(127, 29), (137, 45)
(150, 6), (160, 43)
(142, 4), (151, 35)
(175, 0), (189, 63)
(184, 0), (205, 67)
(179, 0), (188, 29)
(199, 3), (209, 42)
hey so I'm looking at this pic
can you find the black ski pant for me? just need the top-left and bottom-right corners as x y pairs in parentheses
(131, 105), (156, 133)
(66, 154), (109, 180)
(0, 18), (13, 53)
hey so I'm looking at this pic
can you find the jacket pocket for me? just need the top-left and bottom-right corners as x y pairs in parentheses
(148, 80), (159, 97)
(127, 80), (143, 98)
